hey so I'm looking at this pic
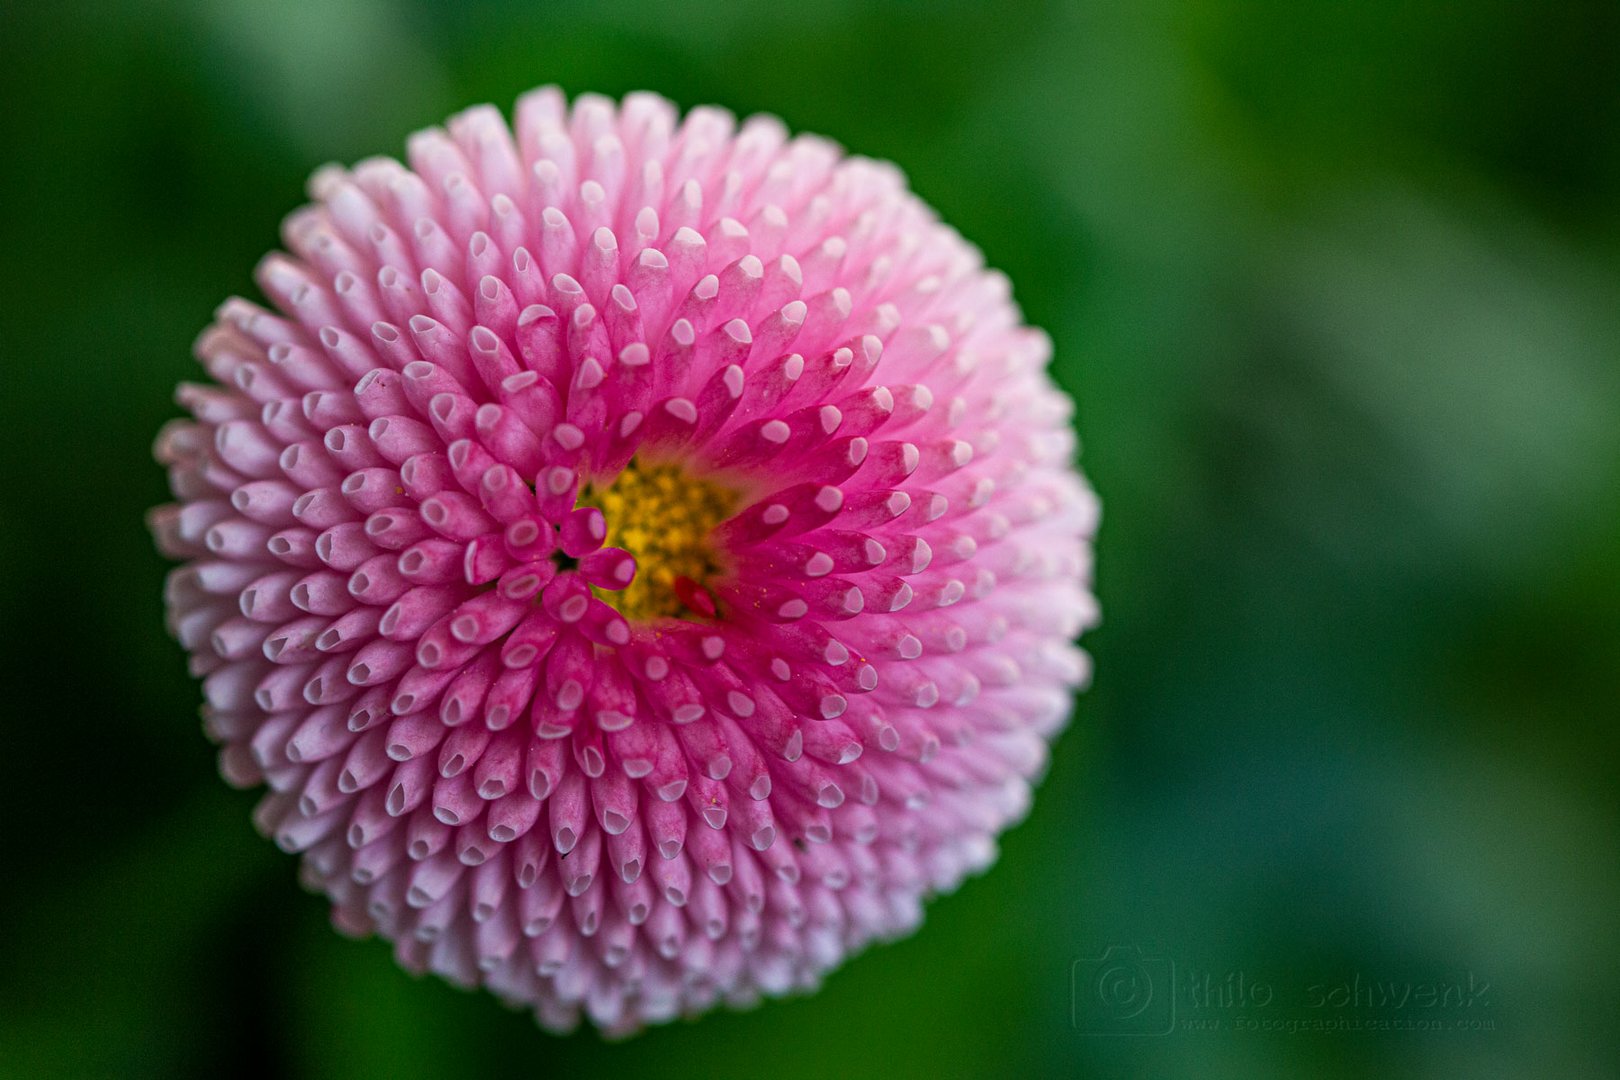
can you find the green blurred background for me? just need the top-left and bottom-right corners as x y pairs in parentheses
(2, 1), (1617, 1077)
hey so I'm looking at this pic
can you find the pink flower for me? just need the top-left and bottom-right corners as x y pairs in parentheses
(150, 87), (1099, 1033)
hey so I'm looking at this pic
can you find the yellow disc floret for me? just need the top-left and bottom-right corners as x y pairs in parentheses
(584, 458), (738, 622)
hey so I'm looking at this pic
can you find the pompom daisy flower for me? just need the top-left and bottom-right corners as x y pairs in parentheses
(150, 87), (1099, 1034)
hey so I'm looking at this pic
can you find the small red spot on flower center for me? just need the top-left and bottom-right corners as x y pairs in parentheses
(672, 575), (718, 619)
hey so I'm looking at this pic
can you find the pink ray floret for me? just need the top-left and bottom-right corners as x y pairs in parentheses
(151, 87), (1100, 1034)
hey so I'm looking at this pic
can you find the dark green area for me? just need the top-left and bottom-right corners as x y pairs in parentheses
(1, 1), (1616, 1077)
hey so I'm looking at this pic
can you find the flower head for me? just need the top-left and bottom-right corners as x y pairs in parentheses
(151, 87), (1099, 1033)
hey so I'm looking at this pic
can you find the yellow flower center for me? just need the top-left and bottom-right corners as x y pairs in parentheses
(585, 458), (738, 622)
